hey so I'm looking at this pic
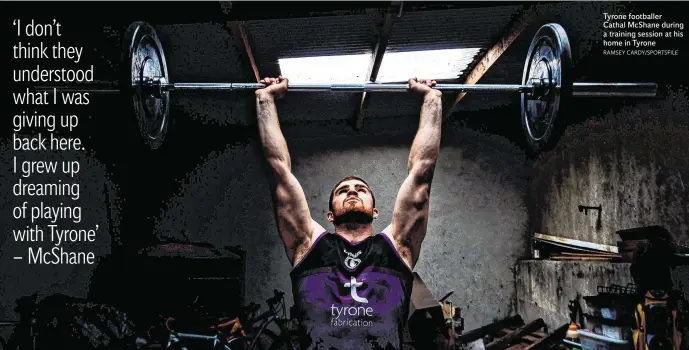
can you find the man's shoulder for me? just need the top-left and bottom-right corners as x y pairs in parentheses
(290, 231), (332, 272)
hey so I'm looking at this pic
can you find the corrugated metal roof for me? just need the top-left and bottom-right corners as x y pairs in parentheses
(245, 13), (382, 77)
(386, 6), (524, 52)
(363, 6), (525, 119)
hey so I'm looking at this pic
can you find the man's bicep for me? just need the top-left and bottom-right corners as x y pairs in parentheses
(389, 175), (431, 253)
(274, 174), (317, 259)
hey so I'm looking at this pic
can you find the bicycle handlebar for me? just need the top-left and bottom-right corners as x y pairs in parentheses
(266, 289), (284, 306)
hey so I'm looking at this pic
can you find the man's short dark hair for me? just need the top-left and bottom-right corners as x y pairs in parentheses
(329, 176), (375, 212)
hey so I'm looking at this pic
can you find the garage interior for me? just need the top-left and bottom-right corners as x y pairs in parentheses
(1, 1), (688, 350)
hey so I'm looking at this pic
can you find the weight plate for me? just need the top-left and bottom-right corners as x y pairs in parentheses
(123, 21), (169, 150)
(521, 23), (572, 154)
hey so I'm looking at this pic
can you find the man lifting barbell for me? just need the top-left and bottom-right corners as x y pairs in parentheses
(255, 75), (442, 350)
(39, 22), (657, 154)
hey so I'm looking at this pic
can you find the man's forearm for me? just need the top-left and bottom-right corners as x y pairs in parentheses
(408, 92), (442, 176)
(256, 93), (291, 176)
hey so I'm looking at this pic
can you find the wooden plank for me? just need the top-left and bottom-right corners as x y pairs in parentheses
(227, 20), (261, 83)
(485, 319), (545, 350)
(443, 4), (533, 121)
(534, 233), (619, 254)
(550, 256), (615, 261)
(522, 335), (541, 342)
(524, 324), (569, 350)
(560, 252), (619, 258)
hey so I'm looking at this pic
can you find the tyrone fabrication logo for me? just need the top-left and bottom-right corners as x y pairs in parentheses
(345, 276), (368, 303)
(330, 276), (373, 327)
(343, 249), (362, 269)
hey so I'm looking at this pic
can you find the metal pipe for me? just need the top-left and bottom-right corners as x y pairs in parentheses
(175, 332), (218, 340)
(572, 82), (658, 97)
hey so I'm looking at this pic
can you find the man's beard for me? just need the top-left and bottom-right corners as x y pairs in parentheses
(332, 208), (373, 226)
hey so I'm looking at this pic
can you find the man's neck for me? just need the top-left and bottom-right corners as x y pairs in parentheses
(334, 222), (373, 243)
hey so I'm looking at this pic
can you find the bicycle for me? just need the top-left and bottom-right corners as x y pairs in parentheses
(241, 289), (300, 350)
(156, 289), (299, 350)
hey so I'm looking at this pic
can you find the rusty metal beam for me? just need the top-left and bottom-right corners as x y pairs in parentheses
(352, 3), (399, 130)
(443, 4), (536, 120)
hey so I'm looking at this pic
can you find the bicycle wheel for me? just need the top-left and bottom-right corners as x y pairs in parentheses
(248, 329), (290, 350)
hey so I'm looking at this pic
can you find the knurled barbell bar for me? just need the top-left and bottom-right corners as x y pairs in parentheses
(35, 21), (658, 152)
(47, 77), (656, 95)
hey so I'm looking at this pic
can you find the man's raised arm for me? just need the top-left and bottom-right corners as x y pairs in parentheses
(255, 76), (325, 266)
(383, 78), (442, 270)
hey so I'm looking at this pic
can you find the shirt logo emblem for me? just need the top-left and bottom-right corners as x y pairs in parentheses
(343, 249), (362, 269)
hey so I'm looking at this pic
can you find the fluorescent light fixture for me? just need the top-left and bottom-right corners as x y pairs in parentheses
(278, 54), (370, 83)
(376, 48), (482, 83)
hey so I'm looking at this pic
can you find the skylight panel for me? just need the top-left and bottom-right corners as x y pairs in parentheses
(276, 48), (481, 84)
(375, 48), (481, 83)
(278, 54), (370, 83)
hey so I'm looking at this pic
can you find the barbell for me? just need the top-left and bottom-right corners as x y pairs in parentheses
(36, 21), (658, 152)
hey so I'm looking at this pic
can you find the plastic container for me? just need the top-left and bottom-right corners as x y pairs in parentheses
(583, 313), (633, 340)
(601, 324), (631, 340)
(578, 330), (631, 350)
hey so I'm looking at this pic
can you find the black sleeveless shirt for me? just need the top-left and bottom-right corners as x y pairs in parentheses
(290, 232), (414, 350)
